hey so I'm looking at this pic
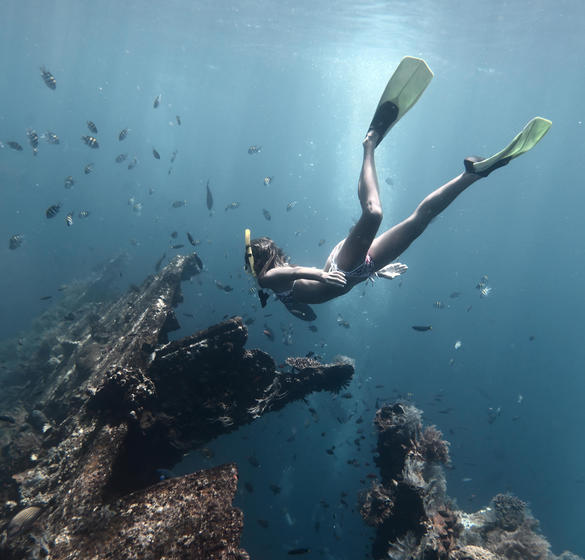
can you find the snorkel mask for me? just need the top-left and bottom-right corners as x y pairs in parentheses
(244, 228), (269, 307)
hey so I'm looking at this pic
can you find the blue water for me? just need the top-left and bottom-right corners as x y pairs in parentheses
(2, 0), (585, 557)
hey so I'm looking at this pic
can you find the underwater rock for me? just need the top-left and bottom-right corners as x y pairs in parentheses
(0, 253), (353, 559)
(361, 401), (583, 560)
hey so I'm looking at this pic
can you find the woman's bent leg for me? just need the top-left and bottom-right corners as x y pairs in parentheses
(333, 130), (384, 271)
(369, 171), (481, 267)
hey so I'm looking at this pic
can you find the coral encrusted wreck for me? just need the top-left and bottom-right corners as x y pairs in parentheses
(359, 402), (583, 560)
(0, 254), (353, 559)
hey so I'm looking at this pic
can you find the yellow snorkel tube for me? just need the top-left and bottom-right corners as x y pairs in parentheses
(244, 228), (269, 307)
(244, 228), (256, 277)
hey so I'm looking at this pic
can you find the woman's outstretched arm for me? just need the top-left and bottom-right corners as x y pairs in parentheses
(259, 266), (346, 291)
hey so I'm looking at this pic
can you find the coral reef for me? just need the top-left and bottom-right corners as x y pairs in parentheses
(361, 401), (584, 560)
(0, 254), (354, 559)
(419, 425), (451, 466)
(491, 493), (527, 531)
(359, 402), (457, 559)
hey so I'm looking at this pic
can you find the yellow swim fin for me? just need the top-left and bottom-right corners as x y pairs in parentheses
(465, 117), (552, 177)
(368, 56), (434, 146)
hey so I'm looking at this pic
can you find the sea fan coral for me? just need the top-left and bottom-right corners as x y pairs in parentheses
(359, 482), (394, 527)
(451, 545), (501, 560)
(486, 519), (551, 560)
(386, 532), (419, 560)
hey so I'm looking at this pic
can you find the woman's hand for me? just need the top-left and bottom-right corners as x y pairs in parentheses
(377, 262), (408, 280)
(322, 270), (347, 287)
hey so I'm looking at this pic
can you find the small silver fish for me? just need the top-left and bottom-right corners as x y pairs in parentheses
(115, 153), (128, 163)
(286, 201), (298, 212)
(476, 275), (491, 297)
(214, 280), (233, 292)
(64, 176), (74, 189)
(225, 202), (240, 211)
(127, 156), (138, 170)
(26, 129), (39, 156)
(172, 200), (186, 208)
(40, 66), (56, 89)
(152, 148), (160, 159)
(9, 234), (24, 250)
(412, 325), (432, 332)
(118, 128), (129, 141)
(248, 145), (261, 155)
(337, 314), (350, 328)
(65, 212), (74, 227)
(153, 94), (161, 108)
(187, 232), (200, 246)
(476, 275), (489, 290)
(206, 180), (213, 211)
(262, 208), (271, 221)
(263, 176), (273, 186)
(87, 120), (98, 133)
(84, 163), (94, 174)
(45, 131), (60, 144)
(78, 210), (90, 218)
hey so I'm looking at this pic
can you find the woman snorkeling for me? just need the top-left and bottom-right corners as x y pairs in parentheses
(244, 57), (551, 321)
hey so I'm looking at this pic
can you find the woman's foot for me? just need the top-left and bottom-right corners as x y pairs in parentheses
(363, 128), (380, 150)
(367, 101), (399, 147)
(464, 155), (508, 178)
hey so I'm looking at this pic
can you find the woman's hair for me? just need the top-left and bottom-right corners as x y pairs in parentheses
(246, 237), (289, 277)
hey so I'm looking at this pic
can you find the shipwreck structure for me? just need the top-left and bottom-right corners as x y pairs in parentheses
(0, 253), (582, 560)
(0, 254), (353, 559)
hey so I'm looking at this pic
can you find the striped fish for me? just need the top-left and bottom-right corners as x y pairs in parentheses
(81, 135), (99, 149)
(7, 506), (42, 537)
(45, 204), (61, 219)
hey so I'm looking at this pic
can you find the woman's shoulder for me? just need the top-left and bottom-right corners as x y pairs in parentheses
(258, 263), (293, 288)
